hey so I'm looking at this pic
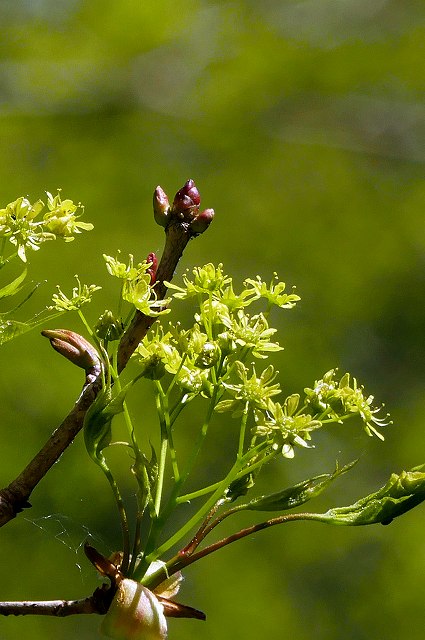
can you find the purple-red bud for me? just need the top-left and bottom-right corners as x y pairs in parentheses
(41, 329), (101, 375)
(153, 186), (170, 227)
(146, 252), (158, 284)
(190, 208), (215, 234)
(172, 179), (201, 219)
(184, 178), (201, 206)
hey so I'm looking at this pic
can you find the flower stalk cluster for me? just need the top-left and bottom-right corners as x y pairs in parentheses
(2, 179), (423, 640)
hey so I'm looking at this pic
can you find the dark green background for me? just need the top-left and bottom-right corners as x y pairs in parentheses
(1, 1), (424, 638)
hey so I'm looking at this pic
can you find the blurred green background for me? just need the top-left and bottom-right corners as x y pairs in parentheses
(1, 0), (425, 638)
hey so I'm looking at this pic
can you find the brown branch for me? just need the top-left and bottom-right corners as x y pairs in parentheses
(0, 586), (112, 617)
(116, 219), (193, 372)
(0, 180), (213, 528)
(0, 381), (100, 526)
(158, 513), (321, 586)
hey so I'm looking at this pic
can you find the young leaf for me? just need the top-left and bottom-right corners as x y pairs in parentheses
(0, 268), (27, 299)
(83, 388), (114, 462)
(317, 465), (425, 526)
(242, 461), (357, 512)
(0, 319), (33, 346)
(84, 381), (135, 461)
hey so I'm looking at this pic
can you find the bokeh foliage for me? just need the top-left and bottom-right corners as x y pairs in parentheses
(1, 1), (425, 638)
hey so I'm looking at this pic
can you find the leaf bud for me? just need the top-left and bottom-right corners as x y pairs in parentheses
(190, 208), (215, 235)
(225, 472), (255, 502)
(41, 329), (101, 375)
(153, 186), (170, 227)
(174, 178), (200, 206)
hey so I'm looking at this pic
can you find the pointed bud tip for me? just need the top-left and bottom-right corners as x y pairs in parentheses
(41, 329), (100, 372)
(172, 179), (201, 217)
(153, 186), (170, 227)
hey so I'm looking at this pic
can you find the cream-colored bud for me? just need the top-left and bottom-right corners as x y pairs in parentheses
(101, 579), (167, 640)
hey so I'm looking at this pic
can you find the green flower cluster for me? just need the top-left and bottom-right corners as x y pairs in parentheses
(0, 191), (93, 262)
(49, 275), (101, 312)
(133, 264), (297, 400)
(104, 253), (170, 317)
(134, 264), (389, 463)
(304, 369), (391, 440)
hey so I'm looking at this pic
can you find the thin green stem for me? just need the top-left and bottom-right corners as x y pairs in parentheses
(77, 309), (96, 342)
(145, 452), (251, 563)
(176, 442), (273, 504)
(98, 458), (131, 575)
(178, 383), (222, 489)
(0, 237), (7, 259)
(237, 404), (249, 459)
(155, 435), (168, 516)
(0, 249), (18, 266)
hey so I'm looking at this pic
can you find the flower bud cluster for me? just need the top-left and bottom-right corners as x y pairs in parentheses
(153, 180), (214, 236)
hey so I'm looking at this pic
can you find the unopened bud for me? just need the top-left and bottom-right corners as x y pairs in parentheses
(190, 208), (215, 235)
(153, 186), (170, 227)
(217, 331), (234, 356)
(101, 579), (167, 640)
(146, 252), (158, 284)
(172, 179), (200, 219)
(95, 311), (123, 342)
(41, 329), (101, 374)
(183, 178), (201, 206)
(195, 342), (220, 369)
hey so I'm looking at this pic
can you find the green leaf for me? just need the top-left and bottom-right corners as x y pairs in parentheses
(0, 268), (27, 299)
(225, 471), (256, 502)
(0, 319), (33, 346)
(131, 443), (158, 512)
(84, 379), (136, 462)
(318, 466), (425, 526)
(242, 461), (357, 512)
(83, 388), (114, 462)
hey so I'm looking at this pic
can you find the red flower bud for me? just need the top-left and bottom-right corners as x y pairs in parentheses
(184, 178), (201, 206)
(172, 179), (201, 219)
(146, 252), (158, 284)
(190, 208), (215, 234)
